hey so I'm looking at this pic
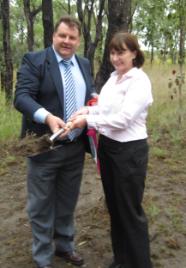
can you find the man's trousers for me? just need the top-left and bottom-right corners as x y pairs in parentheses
(27, 139), (85, 267)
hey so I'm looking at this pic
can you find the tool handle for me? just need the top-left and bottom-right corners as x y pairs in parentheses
(49, 128), (64, 142)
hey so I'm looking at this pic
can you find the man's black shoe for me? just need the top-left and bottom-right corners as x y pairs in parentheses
(55, 250), (84, 266)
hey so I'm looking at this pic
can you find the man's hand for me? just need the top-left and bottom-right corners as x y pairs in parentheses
(45, 113), (69, 139)
(45, 114), (75, 139)
(45, 114), (65, 132)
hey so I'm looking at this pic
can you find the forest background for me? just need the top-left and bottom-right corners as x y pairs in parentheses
(0, 1), (186, 268)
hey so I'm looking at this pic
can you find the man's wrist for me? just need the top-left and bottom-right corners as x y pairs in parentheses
(34, 108), (50, 123)
(45, 113), (53, 125)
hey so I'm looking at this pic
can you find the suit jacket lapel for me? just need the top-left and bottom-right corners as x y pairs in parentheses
(46, 49), (92, 111)
(46, 47), (64, 110)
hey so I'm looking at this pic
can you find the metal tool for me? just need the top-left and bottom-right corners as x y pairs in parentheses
(28, 128), (65, 160)
(49, 128), (65, 142)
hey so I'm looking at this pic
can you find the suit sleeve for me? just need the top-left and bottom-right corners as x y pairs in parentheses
(14, 53), (43, 120)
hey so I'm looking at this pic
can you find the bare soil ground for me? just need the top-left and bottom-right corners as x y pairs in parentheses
(0, 139), (186, 268)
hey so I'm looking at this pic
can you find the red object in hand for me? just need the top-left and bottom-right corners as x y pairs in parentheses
(86, 94), (100, 173)
(87, 94), (98, 106)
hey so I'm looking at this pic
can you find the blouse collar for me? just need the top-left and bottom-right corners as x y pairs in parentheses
(111, 67), (139, 81)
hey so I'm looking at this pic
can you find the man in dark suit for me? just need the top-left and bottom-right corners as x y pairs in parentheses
(14, 16), (95, 268)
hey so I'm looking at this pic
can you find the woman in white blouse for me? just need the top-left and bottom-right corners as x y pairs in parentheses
(68, 32), (153, 268)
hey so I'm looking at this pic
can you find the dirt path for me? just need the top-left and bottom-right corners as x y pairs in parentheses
(0, 142), (186, 268)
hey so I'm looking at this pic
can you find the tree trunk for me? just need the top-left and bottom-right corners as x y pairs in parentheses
(42, 0), (54, 48)
(1, 0), (13, 102)
(77, 0), (106, 77)
(0, 51), (5, 91)
(67, 0), (71, 14)
(150, 44), (154, 65)
(95, 0), (132, 92)
(23, 0), (34, 51)
(0, 70), (5, 91)
(177, 0), (186, 125)
(23, 0), (42, 51)
(178, 0), (186, 66)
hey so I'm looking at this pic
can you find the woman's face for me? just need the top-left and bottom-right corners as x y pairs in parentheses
(110, 43), (136, 75)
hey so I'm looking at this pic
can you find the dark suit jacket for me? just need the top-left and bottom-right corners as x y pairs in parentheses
(14, 46), (95, 142)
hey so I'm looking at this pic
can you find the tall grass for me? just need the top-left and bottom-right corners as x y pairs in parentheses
(0, 91), (21, 141)
(0, 64), (185, 145)
(144, 63), (186, 146)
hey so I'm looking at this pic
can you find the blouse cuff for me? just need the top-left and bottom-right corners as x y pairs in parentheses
(87, 106), (99, 115)
(86, 114), (98, 129)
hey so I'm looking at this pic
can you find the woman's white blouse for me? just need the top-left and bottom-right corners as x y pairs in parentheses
(86, 67), (153, 142)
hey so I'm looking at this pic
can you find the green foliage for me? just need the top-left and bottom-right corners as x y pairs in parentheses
(10, 1), (27, 66)
(0, 91), (21, 141)
(53, 0), (77, 21)
(150, 146), (168, 159)
(10, 0), (43, 60)
(146, 203), (161, 222)
(3, 0), (185, 67)
(133, 0), (186, 64)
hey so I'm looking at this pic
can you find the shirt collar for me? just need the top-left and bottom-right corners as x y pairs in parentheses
(52, 46), (75, 65)
(111, 67), (139, 80)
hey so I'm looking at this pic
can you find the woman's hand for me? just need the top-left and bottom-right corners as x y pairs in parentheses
(70, 106), (89, 120)
(69, 115), (87, 129)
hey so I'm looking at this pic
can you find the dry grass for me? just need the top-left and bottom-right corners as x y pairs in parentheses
(143, 63), (186, 147)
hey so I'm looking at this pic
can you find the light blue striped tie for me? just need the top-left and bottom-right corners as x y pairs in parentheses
(62, 59), (77, 140)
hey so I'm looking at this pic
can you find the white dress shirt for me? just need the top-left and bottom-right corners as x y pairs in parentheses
(86, 67), (153, 142)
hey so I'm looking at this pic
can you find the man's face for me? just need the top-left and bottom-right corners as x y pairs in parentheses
(53, 22), (80, 59)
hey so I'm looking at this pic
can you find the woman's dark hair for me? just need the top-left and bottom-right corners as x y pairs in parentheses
(109, 32), (145, 68)
(54, 15), (81, 36)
